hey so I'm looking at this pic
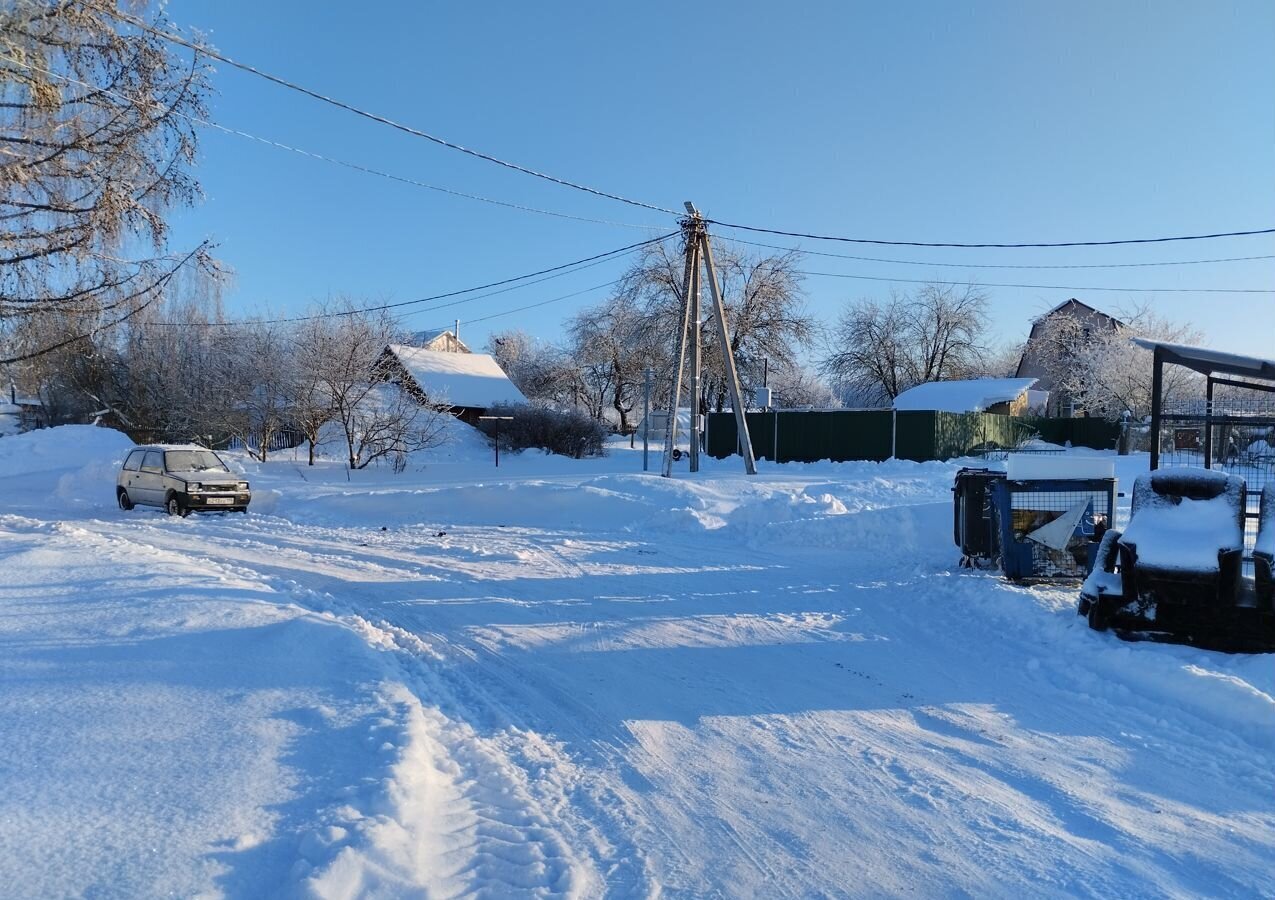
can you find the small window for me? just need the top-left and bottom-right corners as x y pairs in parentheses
(123, 450), (145, 472)
(141, 450), (163, 473)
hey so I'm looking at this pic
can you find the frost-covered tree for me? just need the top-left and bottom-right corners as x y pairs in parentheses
(614, 241), (815, 413)
(767, 363), (840, 409)
(216, 320), (291, 461)
(0, 0), (216, 360)
(299, 303), (450, 469)
(486, 329), (575, 405)
(567, 293), (662, 432)
(821, 283), (990, 406)
(1034, 303), (1201, 421)
(286, 317), (338, 465)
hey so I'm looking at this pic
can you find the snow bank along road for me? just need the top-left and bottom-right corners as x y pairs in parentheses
(0, 427), (1272, 898)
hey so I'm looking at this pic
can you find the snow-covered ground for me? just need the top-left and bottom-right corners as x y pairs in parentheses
(0, 424), (1271, 898)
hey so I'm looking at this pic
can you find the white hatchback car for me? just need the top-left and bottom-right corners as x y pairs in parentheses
(117, 445), (251, 517)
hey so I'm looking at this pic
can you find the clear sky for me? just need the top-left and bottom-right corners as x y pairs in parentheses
(167, 1), (1275, 359)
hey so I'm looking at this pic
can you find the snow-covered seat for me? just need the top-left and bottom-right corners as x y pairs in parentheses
(1254, 486), (1275, 611)
(1118, 468), (1246, 608)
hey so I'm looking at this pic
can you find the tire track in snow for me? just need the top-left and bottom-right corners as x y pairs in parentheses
(50, 515), (619, 898)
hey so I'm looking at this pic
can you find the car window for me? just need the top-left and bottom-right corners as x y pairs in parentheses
(123, 450), (144, 472)
(163, 450), (230, 473)
(140, 450), (163, 473)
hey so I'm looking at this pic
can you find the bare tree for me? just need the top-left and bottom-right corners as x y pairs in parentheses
(821, 284), (990, 405)
(287, 317), (337, 465)
(974, 341), (1027, 379)
(486, 329), (575, 405)
(0, 1), (216, 359)
(566, 293), (662, 432)
(767, 362), (840, 409)
(614, 240), (815, 413)
(340, 382), (451, 471)
(217, 320), (291, 461)
(299, 303), (450, 469)
(5, 267), (229, 439)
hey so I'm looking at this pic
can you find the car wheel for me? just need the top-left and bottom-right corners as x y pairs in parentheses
(118, 489), (134, 511)
(166, 494), (189, 518)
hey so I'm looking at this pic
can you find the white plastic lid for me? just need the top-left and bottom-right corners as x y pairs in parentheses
(1005, 454), (1115, 481)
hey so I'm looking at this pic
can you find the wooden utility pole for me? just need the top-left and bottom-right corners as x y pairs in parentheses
(688, 227), (702, 473)
(661, 225), (697, 478)
(661, 203), (757, 476)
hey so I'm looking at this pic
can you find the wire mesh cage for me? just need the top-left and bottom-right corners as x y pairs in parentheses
(1157, 387), (1275, 578)
(992, 477), (1117, 580)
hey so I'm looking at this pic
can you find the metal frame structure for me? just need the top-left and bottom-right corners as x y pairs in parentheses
(1143, 339), (1275, 570)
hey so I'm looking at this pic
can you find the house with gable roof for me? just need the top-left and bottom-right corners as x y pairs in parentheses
(1016, 299), (1123, 417)
(374, 344), (527, 425)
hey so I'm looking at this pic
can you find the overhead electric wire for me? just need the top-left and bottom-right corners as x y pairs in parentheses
(718, 235), (1275, 270)
(41, 15), (1275, 250)
(409, 278), (620, 332)
(0, 53), (659, 231)
(793, 269), (1275, 293)
(28, 21), (1272, 251)
(0, 242), (208, 365)
(106, 9), (680, 217)
(144, 232), (677, 327)
(705, 218), (1275, 249)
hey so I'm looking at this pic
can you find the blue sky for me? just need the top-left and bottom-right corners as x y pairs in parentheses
(168, 1), (1275, 359)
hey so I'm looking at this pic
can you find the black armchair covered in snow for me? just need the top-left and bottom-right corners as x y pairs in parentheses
(1117, 468), (1246, 608)
(1078, 468), (1274, 650)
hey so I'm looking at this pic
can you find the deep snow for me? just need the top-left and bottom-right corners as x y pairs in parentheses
(0, 424), (1271, 898)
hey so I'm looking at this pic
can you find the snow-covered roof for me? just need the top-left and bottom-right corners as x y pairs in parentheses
(892, 378), (1038, 413)
(1031, 298), (1121, 326)
(386, 344), (527, 409)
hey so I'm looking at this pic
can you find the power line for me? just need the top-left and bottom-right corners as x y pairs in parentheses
(107, 9), (679, 217)
(21, 31), (1270, 253)
(20, 22), (1272, 251)
(145, 233), (676, 326)
(0, 53), (659, 232)
(418, 279), (620, 330)
(0, 242), (209, 365)
(706, 218), (1275, 249)
(794, 269), (1275, 293)
(719, 235), (1275, 270)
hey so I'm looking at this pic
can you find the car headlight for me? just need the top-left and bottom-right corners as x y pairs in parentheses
(237, 482), (250, 491)
(188, 482), (202, 492)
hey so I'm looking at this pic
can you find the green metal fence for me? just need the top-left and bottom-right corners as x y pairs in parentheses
(706, 410), (1120, 463)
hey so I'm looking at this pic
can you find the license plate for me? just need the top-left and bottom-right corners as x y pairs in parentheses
(206, 497), (234, 505)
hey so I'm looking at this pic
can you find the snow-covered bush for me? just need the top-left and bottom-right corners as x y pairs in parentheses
(476, 403), (607, 459)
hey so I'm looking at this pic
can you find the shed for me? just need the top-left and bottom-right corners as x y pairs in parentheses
(375, 344), (528, 424)
(893, 377), (1040, 416)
